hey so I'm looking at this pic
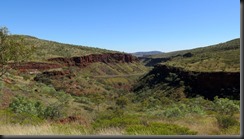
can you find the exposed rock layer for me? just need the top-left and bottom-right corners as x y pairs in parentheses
(11, 62), (62, 72)
(48, 53), (138, 67)
(12, 53), (138, 71)
(142, 64), (240, 100)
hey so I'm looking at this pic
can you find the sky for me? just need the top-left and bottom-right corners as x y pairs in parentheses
(0, 0), (240, 53)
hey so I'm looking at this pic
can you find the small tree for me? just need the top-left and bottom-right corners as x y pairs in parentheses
(0, 27), (34, 77)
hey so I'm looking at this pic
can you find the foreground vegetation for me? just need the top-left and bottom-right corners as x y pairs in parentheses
(0, 70), (240, 135)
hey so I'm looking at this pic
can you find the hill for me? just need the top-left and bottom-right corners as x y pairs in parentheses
(0, 36), (240, 135)
(134, 38), (240, 101)
(9, 35), (116, 61)
(140, 38), (240, 72)
(3, 34), (149, 99)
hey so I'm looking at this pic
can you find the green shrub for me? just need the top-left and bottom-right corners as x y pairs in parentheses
(213, 97), (240, 116)
(0, 109), (44, 125)
(34, 74), (52, 85)
(10, 112), (44, 125)
(125, 122), (197, 135)
(163, 104), (184, 118)
(82, 105), (94, 112)
(40, 85), (56, 96)
(43, 102), (67, 120)
(216, 115), (239, 129)
(74, 96), (92, 105)
(116, 96), (129, 109)
(182, 97), (213, 108)
(220, 124), (240, 135)
(9, 96), (68, 120)
(160, 102), (206, 118)
(92, 114), (141, 129)
(55, 90), (73, 104)
(9, 96), (45, 117)
(190, 105), (205, 115)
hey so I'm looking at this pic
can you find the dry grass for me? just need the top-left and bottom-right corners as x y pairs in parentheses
(173, 116), (220, 135)
(157, 115), (220, 135)
(0, 124), (55, 135)
(0, 123), (125, 135)
(0, 123), (88, 135)
(96, 127), (124, 135)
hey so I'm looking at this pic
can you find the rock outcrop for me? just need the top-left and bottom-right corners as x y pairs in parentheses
(11, 62), (62, 72)
(139, 64), (240, 100)
(11, 53), (138, 72)
(48, 53), (138, 67)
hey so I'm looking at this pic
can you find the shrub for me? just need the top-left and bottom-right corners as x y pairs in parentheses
(216, 115), (239, 129)
(213, 97), (240, 116)
(220, 124), (240, 135)
(56, 90), (73, 105)
(9, 96), (45, 117)
(74, 96), (92, 105)
(0, 109), (44, 125)
(92, 113), (141, 129)
(125, 122), (197, 135)
(34, 74), (52, 85)
(43, 102), (68, 120)
(163, 104), (184, 118)
(40, 85), (56, 96)
(116, 96), (129, 109)
(161, 102), (206, 118)
(181, 97), (212, 113)
(10, 112), (44, 125)
(93, 117), (140, 129)
(9, 96), (68, 120)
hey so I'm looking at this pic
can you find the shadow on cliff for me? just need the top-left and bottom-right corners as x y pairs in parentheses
(133, 64), (240, 100)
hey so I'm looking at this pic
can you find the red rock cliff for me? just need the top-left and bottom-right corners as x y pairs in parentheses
(136, 64), (240, 100)
(11, 62), (62, 72)
(11, 53), (138, 72)
(47, 53), (138, 67)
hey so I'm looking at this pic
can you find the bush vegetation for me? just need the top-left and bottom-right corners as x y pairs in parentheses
(0, 34), (240, 135)
(147, 38), (240, 72)
(9, 95), (69, 120)
(9, 35), (115, 61)
(125, 122), (197, 135)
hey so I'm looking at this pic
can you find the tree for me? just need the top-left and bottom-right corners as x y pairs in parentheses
(0, 27), (33, 77)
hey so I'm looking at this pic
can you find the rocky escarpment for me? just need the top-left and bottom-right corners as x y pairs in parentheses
(48, 53), (138, 67)
(11, 62), (62, 72)
(11, 53), (138, 72)
(135, 64), (240, 100)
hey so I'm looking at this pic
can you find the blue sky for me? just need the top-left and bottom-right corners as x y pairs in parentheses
(0, 0), (240, 53)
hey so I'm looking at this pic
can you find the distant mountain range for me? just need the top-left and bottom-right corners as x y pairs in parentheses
(131, 51), (164, 57)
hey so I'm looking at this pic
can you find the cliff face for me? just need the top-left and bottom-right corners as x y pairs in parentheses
(137, 64), (240, 100)
(12, 53), (138, 72)
(11, 62), (62, 72)
(48, 53), (138, 67)
(184, 70), (239, 99)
